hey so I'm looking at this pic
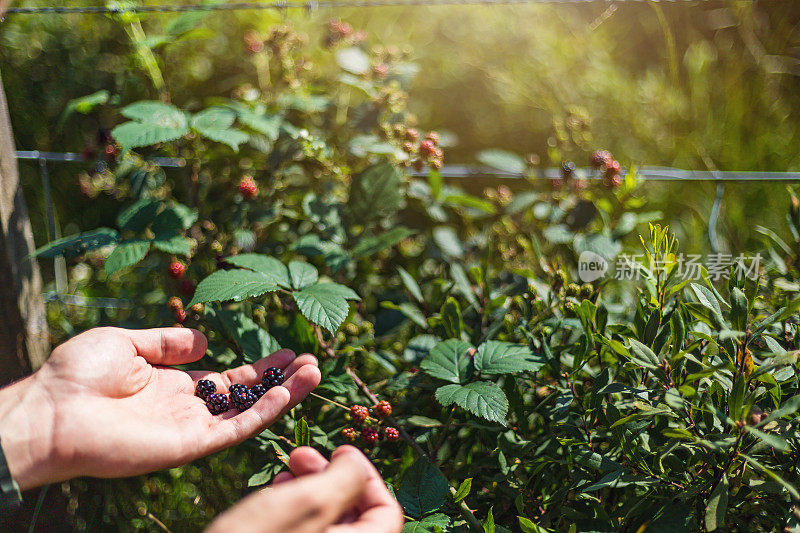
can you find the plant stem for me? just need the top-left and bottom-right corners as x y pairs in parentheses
(309, 391), (350, 411)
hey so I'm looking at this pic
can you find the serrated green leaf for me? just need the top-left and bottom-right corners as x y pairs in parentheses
(435, 381), (509, 424)
(232, 107), (281, 141)
(292, 283), (353, 333)
(294, 418), (310, 447)
(191, 107), (249, 151)
(116, 198), (161, 233)
(402, 513), (450, 533)
(288, 261), (318, 290)
(105, 239), (150, 275)
(420, 339), (474, 384)
(111, 121), (188, 153)
(152, 234), (192, 256)
(189, 269), (280, 306)
(474, 341), (544, 375)
(347, 159), (403, 222)
(224, 254), (291, 288)
(453, 478), (472, 502)
(35, 228), (119, 258)
(120, 100), (186, 125)
(397, 457), (450, 518)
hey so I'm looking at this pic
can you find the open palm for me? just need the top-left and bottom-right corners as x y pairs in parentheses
(23, 326), (320, 486)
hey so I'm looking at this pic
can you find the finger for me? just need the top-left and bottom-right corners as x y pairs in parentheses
(207, 454), (368, 533)
(288, 446), (329, 477)
(123, 327), (207, 365)
(325, 446), (404, 533)
(281, 364), (322, 412)
(272, 471), (295, 485)
(220, 349), (298, 387)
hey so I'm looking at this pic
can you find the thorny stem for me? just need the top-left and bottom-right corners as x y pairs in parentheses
(345, 366), (483, 532)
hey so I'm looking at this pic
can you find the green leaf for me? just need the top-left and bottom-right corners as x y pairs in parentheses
(744, 426), (789, 451)
(191, 107), (249, 151)
(483, 507), (495, 533)
(397, 457), (450, 517)
(288, 261), (318, 290)
(215, 308), (280, 362)
(451, 263), (479, 307)
(152, 234), (192, 256)
(453, 478), (472, 503)
(435, 381), (509, 424)
(224, 254), (291, 288)
(398, 267), (424, 303)
(293, 283), (358, 333)
(113, 101), (189, 153)
(189, 269), (280, 306)
(105, 239), (150, 276)
(441, 296), (464, 339)
(628, 339), (661, 370)
(689, 283), (725, 327)
(474, 341), (544, 375)
(347, 159), (403, 222)
(117, 198), (161, 233)
(351, 227), (415, 258)
(35, 228), (119, 258)
(741, 453), (800, 500)
(420, 339), (474, 384)
(60, 90), (110, 126)
(294, 418), (310, 447)
(476, 149), (526, 174)
(234, 108), (281, 141)
(402, 513), (450, 533)
(730, 287), (748, 331)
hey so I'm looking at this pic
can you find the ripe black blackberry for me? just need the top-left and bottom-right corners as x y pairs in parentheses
(262, 367), (285, 389)
(229, 383), (248, 396)
(206, 394), (230, 415)
(195, 379), (216, 400)
(231, 388), (258, 410)
(251, 384), (267, 399)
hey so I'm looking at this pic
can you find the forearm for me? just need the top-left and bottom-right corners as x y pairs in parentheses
(0, 373), (58, 490)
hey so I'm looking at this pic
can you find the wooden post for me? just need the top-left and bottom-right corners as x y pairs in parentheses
(0, 68), (49, 384)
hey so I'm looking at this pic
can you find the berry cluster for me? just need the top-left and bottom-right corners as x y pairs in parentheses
(238, 176), (258, 199)
(341, 401), (400, 447)
(589, 150), (623, 188)
(323, 19), (366, 48)
(194, 367), (286, 415)
(393, 127), (444, 171)
(167, 297), (203, 325)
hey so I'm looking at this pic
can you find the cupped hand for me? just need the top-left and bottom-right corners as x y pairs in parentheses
(207, 445), (404, 533)
(0, 327), (320, 490)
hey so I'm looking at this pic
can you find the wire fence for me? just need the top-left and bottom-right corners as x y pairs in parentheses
(15, 149), (797, 310)
(3, 0), (718, 16)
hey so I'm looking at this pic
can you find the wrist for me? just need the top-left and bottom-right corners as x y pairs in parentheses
(0, 373), (58, 490)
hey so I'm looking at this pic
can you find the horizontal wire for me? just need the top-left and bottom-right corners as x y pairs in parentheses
(15, 150), (800, 181)
(3, 0), (717, 15)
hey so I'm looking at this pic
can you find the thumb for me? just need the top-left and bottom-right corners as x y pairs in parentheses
(123, 327), (208, 365)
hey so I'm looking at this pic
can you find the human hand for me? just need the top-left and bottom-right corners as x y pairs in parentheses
(206, 445), (404, 533)
(0, 327), (320, 490)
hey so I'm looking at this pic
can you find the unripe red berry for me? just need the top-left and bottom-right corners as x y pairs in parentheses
(404, 128), (419, 142)
(424, 131), (440, 145)
(168, 297), (183, 311)
(590, 150), (610, 168)
(361, 427), (379, 444)
(168, 261), (186, 279)
(350, 405), (369, 424)
(384, 427), (400, 442)
(341, 427), (358, 442)
(372, 63), (389, 79)
(190, 303), (204, 314)
(413, 159), (425, 172)
(419, 139), (436, 157)
(238, 176), (258, 199)
(402, 141), (415, 153)
(604, 159), (621, 176)
(175, 308), (187, 323)
(374, 400), (392, 418)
